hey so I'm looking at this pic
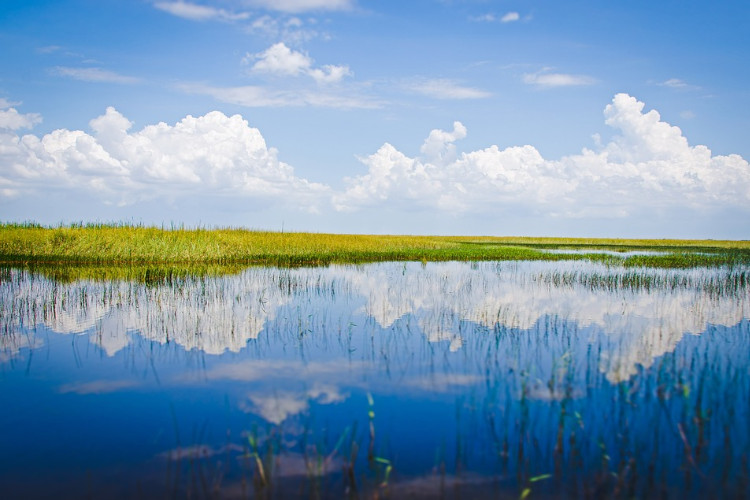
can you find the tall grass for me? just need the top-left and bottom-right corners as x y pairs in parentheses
(1, 222), (748, 268)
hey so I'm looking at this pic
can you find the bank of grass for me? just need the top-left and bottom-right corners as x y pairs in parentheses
(1, 222), (748, 268)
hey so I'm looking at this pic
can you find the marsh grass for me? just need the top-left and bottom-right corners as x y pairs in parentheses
(1, 222), (748, 268)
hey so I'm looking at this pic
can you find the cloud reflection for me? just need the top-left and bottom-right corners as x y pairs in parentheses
(241, 384), (346, 424)
(2, 261), (747, 384)
(59, 380), (141, 395)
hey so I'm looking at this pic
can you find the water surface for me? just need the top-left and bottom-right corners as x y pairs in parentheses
(1, 261), (748, 498)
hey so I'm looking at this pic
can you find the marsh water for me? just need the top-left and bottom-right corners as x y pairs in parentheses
(1, 260), (749, 499)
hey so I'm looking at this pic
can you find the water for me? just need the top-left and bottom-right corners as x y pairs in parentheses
(538, 248), (669, 257)
(1, 261), (749, 498)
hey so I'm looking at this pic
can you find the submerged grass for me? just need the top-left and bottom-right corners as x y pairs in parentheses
(1, 222), (748, 268)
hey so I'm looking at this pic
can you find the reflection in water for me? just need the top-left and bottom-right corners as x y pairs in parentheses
(0, 261), (749, 498)
(3, 262), (746, 381)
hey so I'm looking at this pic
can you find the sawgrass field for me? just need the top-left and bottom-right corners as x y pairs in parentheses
(1, 222), (748, 269)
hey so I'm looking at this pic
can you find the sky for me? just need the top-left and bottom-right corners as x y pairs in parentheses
(0, 0), (748, 238)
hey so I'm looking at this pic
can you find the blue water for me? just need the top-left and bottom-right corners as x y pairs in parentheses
(1, 261), (748, 498)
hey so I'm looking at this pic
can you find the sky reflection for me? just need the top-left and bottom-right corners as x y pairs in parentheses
(0, 261), (748, 498)
(2, 261), (747, 382)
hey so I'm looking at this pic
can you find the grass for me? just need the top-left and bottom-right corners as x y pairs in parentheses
(1, 222), (749, 268)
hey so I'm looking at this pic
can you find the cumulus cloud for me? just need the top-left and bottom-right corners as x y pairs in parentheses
(52, 66), (142, 84)
(246, 42), (351, 83)
(154, 1), (251, 21)
(405, 78), (491, 100)
(3, 94), (748, 229)
(248, 42), (312, 76)
(0, 100), (42, 130)
(523, 70), (596, 88)
(333, 93), (750, 218)
(0, 106), (329, 210)
(420, 121), (467, 164)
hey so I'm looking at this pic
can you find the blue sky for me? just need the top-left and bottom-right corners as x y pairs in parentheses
(1, 0), (748, 237)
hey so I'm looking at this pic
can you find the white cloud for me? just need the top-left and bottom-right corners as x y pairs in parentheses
(52, 66), (142, 84)
(601, 93), (690, 163)
(405, 78), (491, 99)
(0, 101), (42, 130)
(179, 83), (293, 107)
(3, 94), (748, 230)
(179, 82), (378, 108)
(333, 93), (750, 217)
(246, 42), (351, 83)
(244, 0), (353, 13)
(247, 15), (324, 43)
(154, 1), (250, 21)
(469, 13), (496, 22)
(501, 11), (520, 23)
(523, 70), (596, 88)
(658, 78), (700, 91)
(178, 44), (357, 112)
(470, 11), (520, 23)
(661, 78), (688, 88)
(420, 121), (467, 164)
(250, 14), (277, 33)
(309, 64), (352, 84)
(248, 42), (313, 76)
(0, 106), (329, 211)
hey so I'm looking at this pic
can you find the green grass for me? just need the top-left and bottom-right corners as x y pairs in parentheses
(1, 222), (748, 268)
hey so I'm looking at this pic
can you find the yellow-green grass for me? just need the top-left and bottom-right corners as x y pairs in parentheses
(1, 222), (748, 268)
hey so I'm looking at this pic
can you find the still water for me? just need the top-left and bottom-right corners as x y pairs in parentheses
(1, 261), (749, 498)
